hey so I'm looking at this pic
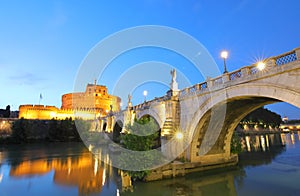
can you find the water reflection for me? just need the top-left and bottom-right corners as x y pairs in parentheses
(0, 133), (298, 196)
(0, 143), (121, 195)
(241, 133), (284, 152)
(9, 151), (104, 194)
(119, 166), (247, 196)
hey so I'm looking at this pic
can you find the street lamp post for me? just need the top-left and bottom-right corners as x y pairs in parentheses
(221, 50), (229, 74)
(143, 90), (148, 102)
(257, 62), (266, 71)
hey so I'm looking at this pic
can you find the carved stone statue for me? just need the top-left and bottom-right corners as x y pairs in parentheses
(128, 94), (132, 103)
(170, 69), (176, 82)
(170, 68), (178, 91)
(127, 94), (132, 107)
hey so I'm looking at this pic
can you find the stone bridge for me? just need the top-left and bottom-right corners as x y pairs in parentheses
(99, 47), (300, 166)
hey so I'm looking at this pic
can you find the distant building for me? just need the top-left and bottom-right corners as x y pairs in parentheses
(282, 116), (288, 123)
(19, 83), (121, 120)
(9, 111), (19, 118)
(0, 105), (10, 118)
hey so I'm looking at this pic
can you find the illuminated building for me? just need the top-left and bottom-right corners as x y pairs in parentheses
(282, 116), (288, 123)
(18, 83), (121, 120)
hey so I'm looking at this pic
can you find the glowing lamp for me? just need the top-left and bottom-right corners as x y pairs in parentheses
(175, 132), (183, 140)
(221, 50), (229, 73)
(257, 62), (266, 71)
(221, 51), (228, 59)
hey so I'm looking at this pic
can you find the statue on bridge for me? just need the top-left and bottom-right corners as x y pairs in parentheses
(127, 94), (132, 108)
(170, 69), (178, 92)
(171, 69), (176, 82)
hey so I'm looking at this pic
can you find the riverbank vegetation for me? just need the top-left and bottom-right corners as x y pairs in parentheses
(0, 118), (92, 144)
(119, 117), (160, 181)
(231, 132), (242, 154)
(240, 107), (282, 128)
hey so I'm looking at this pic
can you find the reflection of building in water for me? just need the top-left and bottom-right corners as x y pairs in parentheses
(245, 136), (251, 152)
(19, 83), (121, 120)
(9, 153), (107, 195)
(260, 135), (266, 151)
(291, 133), (295, 144)
(241, 133), (284, 152)
(283, 132), (297, 145)
(120, 171), (133, 192)
(281, 133), (286, 145)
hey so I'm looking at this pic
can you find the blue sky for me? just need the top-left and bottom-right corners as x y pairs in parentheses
(1, 0), (300, 119)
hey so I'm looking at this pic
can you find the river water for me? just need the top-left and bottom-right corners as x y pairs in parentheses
(0, 132), (299, 196)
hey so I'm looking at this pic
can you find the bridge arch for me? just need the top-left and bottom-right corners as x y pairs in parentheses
(136, 109), (165, 129)
(187, 83), (300, 162)
(114, 115), (124, 126)
(138, 114), (162, 148)
(113, 120), (123, 142)
(102, 122), (107, 132)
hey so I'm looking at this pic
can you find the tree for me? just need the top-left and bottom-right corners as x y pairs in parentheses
(119, 117), (160, 181)
(241, 107), (282, 127)
(231, 131), (242, 154)
(11, 118), (27, 142)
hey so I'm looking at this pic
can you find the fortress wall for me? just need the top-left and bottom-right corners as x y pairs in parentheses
(19, 105), (101, 120)
(19, 105), (59, 120)
(19, 84), (121, 120)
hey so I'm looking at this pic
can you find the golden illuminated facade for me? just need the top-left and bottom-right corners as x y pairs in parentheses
(9, 153), (106, 195)
(19, 83), (121, 120)
(62, 84), (121, 112)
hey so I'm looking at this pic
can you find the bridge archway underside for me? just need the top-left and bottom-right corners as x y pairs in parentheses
(189, 96), (278, 162)
(187, 80), (300, 162)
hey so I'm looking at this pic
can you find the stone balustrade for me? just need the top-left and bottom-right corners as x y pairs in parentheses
(179, 48), (299, 97)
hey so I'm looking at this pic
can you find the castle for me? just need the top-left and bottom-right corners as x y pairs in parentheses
(19, 83), (121, 120)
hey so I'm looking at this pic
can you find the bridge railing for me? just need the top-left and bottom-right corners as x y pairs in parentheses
(132, 94), (170, 111)
(107, 48), (299, 115)
(179, 48), (299, 97)
(275, 50), (297, 65)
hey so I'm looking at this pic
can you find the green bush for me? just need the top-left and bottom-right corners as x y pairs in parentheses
(231, 132), (242, 154)
(119, 117), (160, 181)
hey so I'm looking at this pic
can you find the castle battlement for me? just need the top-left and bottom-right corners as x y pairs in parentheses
(19, 83), (121, 120)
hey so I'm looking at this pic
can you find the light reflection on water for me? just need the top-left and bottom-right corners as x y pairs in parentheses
(0, 132), (299, 196)
(242, 132), (284, 152)
(0, 143), (119, 195)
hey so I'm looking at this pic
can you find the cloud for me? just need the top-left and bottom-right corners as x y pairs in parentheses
(9, 72), (46, 86)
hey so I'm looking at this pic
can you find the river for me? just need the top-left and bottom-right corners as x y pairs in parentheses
(0, 132), (299, 196)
